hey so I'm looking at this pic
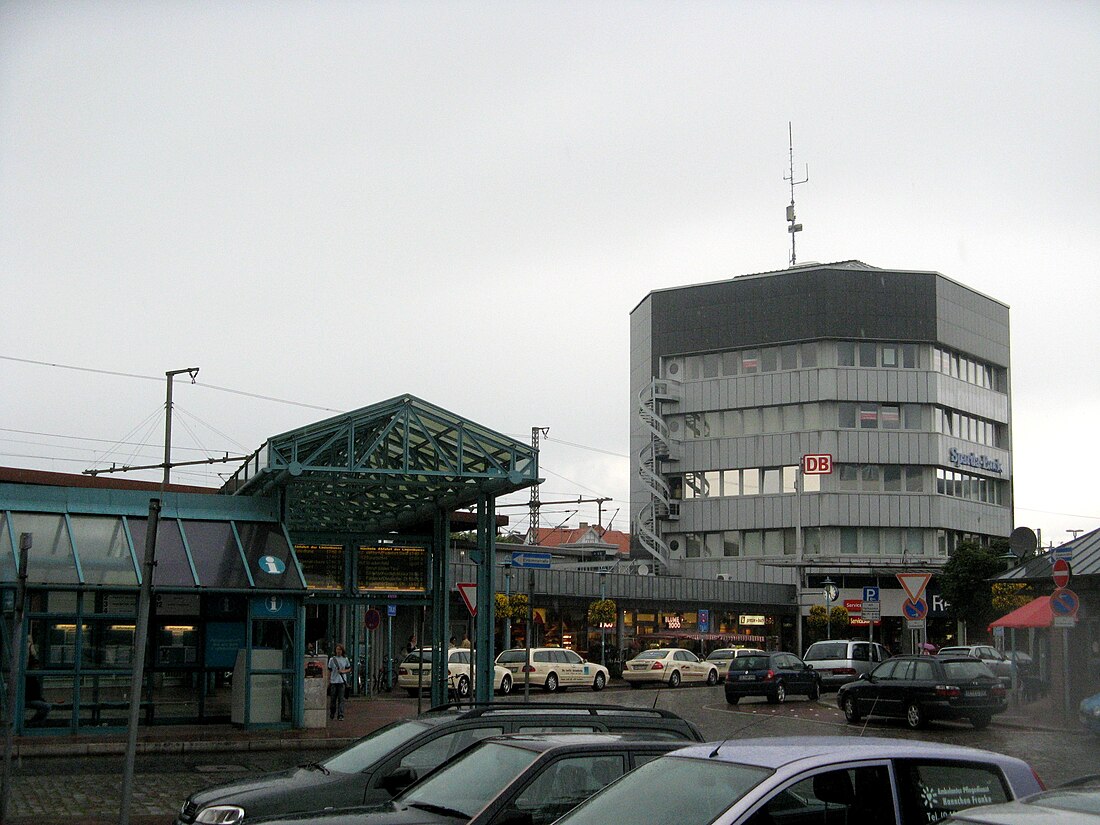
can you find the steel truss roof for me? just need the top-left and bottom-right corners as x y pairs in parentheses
(223, 395), (537, 533)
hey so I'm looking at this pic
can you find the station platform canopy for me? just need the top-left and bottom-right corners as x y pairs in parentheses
(221, 395), (539, 534)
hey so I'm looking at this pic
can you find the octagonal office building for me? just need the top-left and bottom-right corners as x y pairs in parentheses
(629, 261), (1012, 634)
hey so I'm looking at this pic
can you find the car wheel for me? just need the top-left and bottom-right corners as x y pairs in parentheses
(905, 702), (926, 730)
(593, 672), (606, 691)
(808, 680), (820, 701)
(842, 695), (861, 723)
(545, 672), (559, 693)
(706, 668), (718, 686)
(499, 674), (512, 695)
(767, 682), (786, 704)
(970, 713), (992, 730)
(669, 670), (681, 688)
(455, 674), (471, 699)
(726, 694), (740, 705)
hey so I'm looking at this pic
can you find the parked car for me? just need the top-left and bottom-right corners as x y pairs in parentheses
(174, 702), (702, 825)
(549, 736), (1044, 825)
(723, 651), (821, 704)
(494, 647), (609, 692)
(397, 648), (513, 698)
(705, 648), (766, 682)
(802, 639), (890, 690)
(244, 733), (681, 825)
(1080, 690), (1100, 734)
(938, 644), (1018, 689)
(836, 654), (1008, 730)
(944, 775), (1100, 824)
(621, 647), (720, 688)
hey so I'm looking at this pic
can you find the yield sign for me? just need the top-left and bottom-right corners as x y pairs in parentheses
(457, 582), (478, 617)
(896, 572), (933, 603)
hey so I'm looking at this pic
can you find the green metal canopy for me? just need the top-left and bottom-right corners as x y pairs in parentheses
(222, 395), (538, 533)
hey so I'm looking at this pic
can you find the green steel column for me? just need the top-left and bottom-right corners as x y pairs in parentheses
(431, 510), (450, 707)
(474, 494), (496, 703)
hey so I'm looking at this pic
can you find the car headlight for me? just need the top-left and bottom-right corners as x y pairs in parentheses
(195, 806), (245, 825)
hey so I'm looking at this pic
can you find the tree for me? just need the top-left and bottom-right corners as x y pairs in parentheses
(494, 593), (511, 619)
(992, 582), (1032, 615)
(807, 605), (828, 631)
(939, 542), (1009, 639)
(829, 606), (850, 635)
(587, 599), (617, 626)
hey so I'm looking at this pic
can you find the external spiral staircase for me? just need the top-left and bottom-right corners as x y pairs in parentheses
(634, 377), (680, 572)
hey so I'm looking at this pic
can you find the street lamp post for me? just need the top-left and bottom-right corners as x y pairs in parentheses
(599, 571), (607, 668)
(503, 562), (512, 651)
(822, 576), (837, 640)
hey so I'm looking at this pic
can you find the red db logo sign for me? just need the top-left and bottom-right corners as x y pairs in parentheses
(802, 454), (833, 475)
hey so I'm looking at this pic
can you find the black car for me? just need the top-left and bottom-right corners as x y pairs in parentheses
(836, 655), (1008, 730)
(723, 651), (821, 704)
(248, 733), (680, 825)
(175, 703), (703, 825)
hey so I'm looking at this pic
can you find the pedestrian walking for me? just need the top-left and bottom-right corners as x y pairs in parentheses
(24, 653), (51, 727)
(327, 643), (351, 721)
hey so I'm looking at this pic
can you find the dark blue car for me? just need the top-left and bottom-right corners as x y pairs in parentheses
(724, 651), (821, 704)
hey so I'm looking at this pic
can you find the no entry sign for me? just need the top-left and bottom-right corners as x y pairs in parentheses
(1052, 558), (1071, 589)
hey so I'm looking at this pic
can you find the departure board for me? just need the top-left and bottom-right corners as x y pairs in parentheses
(357, 544), (427, 592)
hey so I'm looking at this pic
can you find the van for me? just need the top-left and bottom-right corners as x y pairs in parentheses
(803, 640), (890, 689)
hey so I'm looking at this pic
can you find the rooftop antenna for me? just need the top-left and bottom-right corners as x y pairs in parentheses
(784, 121), (809, 266)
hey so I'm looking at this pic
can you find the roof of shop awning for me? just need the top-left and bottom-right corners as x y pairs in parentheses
(221, 395), (538, 534)
(988, 597), (1053, 631)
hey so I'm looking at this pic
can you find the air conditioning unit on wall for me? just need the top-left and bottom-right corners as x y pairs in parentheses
(716, 573), (734, 581)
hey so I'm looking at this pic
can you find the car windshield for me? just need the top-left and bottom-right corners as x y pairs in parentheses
(1031, 784), (1100, 815)
(729, 656), (770, 671)
(942, 660), (996, 680)
(496, 650), (528, 664)
(399, 740), (540, 817)
(635, 649), (668, 660)
(553, 754), (771, 825)
(707, 651), (733, 660)
(804, 643), (847, 661)
(322, 719), (434, 773)
(938, 647), (971, 656)
(403, 650), (433, 663)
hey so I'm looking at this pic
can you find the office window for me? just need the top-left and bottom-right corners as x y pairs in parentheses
(762, 468), (782, 495)
(782, 404), (803, 431)
(837, 342), (856, 366)
(862, 529), (881, 555)
(882, 345), (898, 368)
(742, 350), (760, 374)
(840, 528), (859, 554)
(858, 343), (877, 366)
(684, 533), (703, 558)
(723, 410), (742, 436)
(933, 348), (943, 374)
(861, 465), (880, 491)
(803, 527), (823, 555)
(703, 353), (721, 378)
(905, 466), (923, 492)
(838, 465), (859, 491)
(704, 471), (721, 498)
(881, 405), (901, 429)
(859, 404), (879, 428)
(903, 404), (922, 430)
(883, 466), (902, 492)
(722, 351), (739, 376)
(705, 533), (723, 558)
(684, 355), (703, 380)
(780, 345), (798, 370)
(800, 342), (818, 367)
(804, 402), (822, 429)
(742, 408), (761, 435)
(722, 531), (741, 557)
(906, 529), (925, 555)
(783, 466), (797, 493)
(760, 347), (778, 372)
(742, 468), (760, 496)
(838, 402), (857, 428)
(901, 344), (918, 368)
(802, 473), (821, 493)
(721, 469), (741, 497)
(763, 530), (785, 556)
(743, 531), (763, 556)
(883, 528), (904, 555)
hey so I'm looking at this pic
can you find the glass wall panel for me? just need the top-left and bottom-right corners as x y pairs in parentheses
(782, 405), (803, 430)
(762, 407), (781, 433)
(901, 344), (917, 368)
(782, 466), (797, 493)
(743, 531), (763, 556)
(742, 469), (760, 496)
(903, 404), (922, 429)
(858, 343), (877, 367)
(721, 469), (741, 497)
(129, 518), (195, 587)
(742, 409), (761, 435)
(721, 351), (739, 376)
(780, 345), (797, 370)
(859, 404), (878, 429)
(881, 405), (900, 429)
(0, 512), (16, 583)
(704, 533), (723, 558)
(9, 513), (78, 584)
(703, 471), (721, 498)
(763, 530), (784, 556)
(838, 466), (858, 491)
(883, 529), (904, 555)
(238, 523), (302, 590)
(883, 466), (902, 492)
(684, 533), (703, 558)
(741, 350), (759, 374)
(802, 473), (821, 492)
(881, 345), (898, 368)
(804, 402), (821, 429)
(684, 355), (703, 380)
(840, 528), (859, 554)
(722, 531), (741, 556)
(862, 529), (881, 555)
(70, 515), (136, 586)
(762, 469), (781, 495)
(183, 521), (250, 589)
(906, 529), (925, 555)
(800, 342), (818, 367)
(837, 342), (856, 366)
(838, 403), (856, 428)
(860, 465), (880, 491)
(703, 353), (721, 378)
(906, 466), (923, 492)
(723, 410), (742, 436)
(760, 348), (778, 372)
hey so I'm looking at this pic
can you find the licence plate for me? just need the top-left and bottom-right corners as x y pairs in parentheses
(965, 689), (986, 697)
(739, 674), (756, 681)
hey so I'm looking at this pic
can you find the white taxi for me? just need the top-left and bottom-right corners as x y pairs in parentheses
(397, 647), (513, 697)
(621, 647), (720, 688)
(495, 647), (610, 693)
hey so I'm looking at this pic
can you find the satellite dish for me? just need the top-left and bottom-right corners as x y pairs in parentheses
(1009, 527), (1038, 560)
(636, 564), (650, 576)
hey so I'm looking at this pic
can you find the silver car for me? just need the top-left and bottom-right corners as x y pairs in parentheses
(802, 640), (890, 689)
(938, 645), (1018, 690)
(551, 736), (1044, 825)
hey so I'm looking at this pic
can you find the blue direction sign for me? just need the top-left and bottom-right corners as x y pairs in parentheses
(511, 550), (552, 569)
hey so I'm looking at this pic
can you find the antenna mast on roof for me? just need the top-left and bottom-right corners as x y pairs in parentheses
(784, 122), (809, 266)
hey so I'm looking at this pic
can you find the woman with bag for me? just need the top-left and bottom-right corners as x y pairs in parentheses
(327, 643), (351, 721)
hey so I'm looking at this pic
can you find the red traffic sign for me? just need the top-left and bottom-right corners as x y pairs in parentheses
(897, 573), (933, 603)
(457, 582), (478, 617)
(902, 598), (928, 620)
(802, 454), (833, 475)
(1050, 588), (1079, 618)
(364, 608), (381, 631)
(1052, 558), (1071, 589)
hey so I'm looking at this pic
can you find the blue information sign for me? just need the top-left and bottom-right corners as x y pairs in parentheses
(862, 586), (880, 603)
(511, 550), (552, 569)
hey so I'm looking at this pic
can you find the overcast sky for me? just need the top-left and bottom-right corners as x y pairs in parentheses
(2, 2), (1098, 549)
